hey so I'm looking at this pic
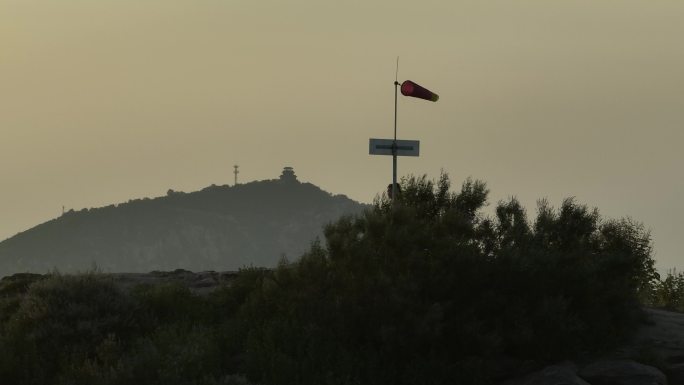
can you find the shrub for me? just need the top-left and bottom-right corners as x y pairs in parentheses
(240, 173), (658, 385)
(646, 269), (684, 311)
(1, 272), (142, 384)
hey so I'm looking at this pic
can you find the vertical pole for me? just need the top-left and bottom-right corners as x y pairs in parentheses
(392, 80), (399, 204)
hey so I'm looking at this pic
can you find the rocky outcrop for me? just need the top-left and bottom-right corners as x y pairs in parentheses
(504, 360), (668, 385)
(578, 360), (667, 385)
(634, 308), (684, 367)
(109, 269), (238, 295)
(665, 363), (684, 385)
(502, 307), (684, 385)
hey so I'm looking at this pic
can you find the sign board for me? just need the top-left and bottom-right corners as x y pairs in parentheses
(369, 138), (420, 157)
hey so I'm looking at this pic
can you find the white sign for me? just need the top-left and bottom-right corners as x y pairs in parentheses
(369, 138), (420, 157)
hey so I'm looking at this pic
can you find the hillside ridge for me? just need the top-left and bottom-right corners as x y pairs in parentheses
(0, 169), (367, 277)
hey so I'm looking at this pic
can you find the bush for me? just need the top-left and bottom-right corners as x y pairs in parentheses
(0, 273), (142, 384)
(240, 173), (658, 385)
(645, 269), (684, 311)
(0, 272), (253, 384)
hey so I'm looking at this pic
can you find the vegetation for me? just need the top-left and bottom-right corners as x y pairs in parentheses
(0, 174), (663, 384)
(644, 269), (684, 312)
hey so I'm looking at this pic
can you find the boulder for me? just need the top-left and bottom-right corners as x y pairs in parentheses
(636, 308), (684, 364)
(579, 359), (667, 385)
(664, 362), (684, 385)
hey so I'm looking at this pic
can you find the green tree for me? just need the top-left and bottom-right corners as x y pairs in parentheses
(241, 173), (658, 385)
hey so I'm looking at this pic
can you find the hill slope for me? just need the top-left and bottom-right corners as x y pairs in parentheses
(0, 173), (367, 277)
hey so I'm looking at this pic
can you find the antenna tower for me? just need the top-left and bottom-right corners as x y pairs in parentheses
(233, 165), (239, 185)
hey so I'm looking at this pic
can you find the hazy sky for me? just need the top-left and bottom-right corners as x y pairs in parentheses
(2, 1), (682, 271)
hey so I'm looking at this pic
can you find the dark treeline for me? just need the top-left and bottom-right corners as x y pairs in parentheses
(0, 174), (663, 384)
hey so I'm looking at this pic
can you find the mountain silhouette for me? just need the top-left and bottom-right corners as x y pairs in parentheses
(0, 168), (367, 277)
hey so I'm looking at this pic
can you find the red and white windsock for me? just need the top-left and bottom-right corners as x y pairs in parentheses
(400, 80), (439, 102)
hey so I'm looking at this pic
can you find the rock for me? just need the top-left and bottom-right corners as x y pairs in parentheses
(109, 270), (237, 295)
(579, 359), (667, 385)
(637, 308), (684, 361)
(664, 362), (684, 385)
(503, 362), (590, 385)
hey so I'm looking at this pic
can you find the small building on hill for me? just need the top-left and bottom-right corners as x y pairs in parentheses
(279, 167), (298, 183)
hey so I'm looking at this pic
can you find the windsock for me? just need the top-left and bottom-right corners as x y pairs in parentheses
(400, 80), (439, 102)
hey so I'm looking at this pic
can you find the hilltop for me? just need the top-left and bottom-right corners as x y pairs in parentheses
(0, 168), (367, 277)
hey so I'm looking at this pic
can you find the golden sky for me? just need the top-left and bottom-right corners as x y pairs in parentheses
(1, 1), (683, 270)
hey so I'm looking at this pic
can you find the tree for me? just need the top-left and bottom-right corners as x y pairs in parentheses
(240, 172), (659, 385)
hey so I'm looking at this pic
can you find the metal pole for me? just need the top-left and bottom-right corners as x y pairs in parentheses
(392, 80), (399, 204)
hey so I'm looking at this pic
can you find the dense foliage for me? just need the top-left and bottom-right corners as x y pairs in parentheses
(0, 174), (661, 384)
(238, 174), (658, 384)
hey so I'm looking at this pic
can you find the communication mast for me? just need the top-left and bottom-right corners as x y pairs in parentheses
(233, 165), (239, 185)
